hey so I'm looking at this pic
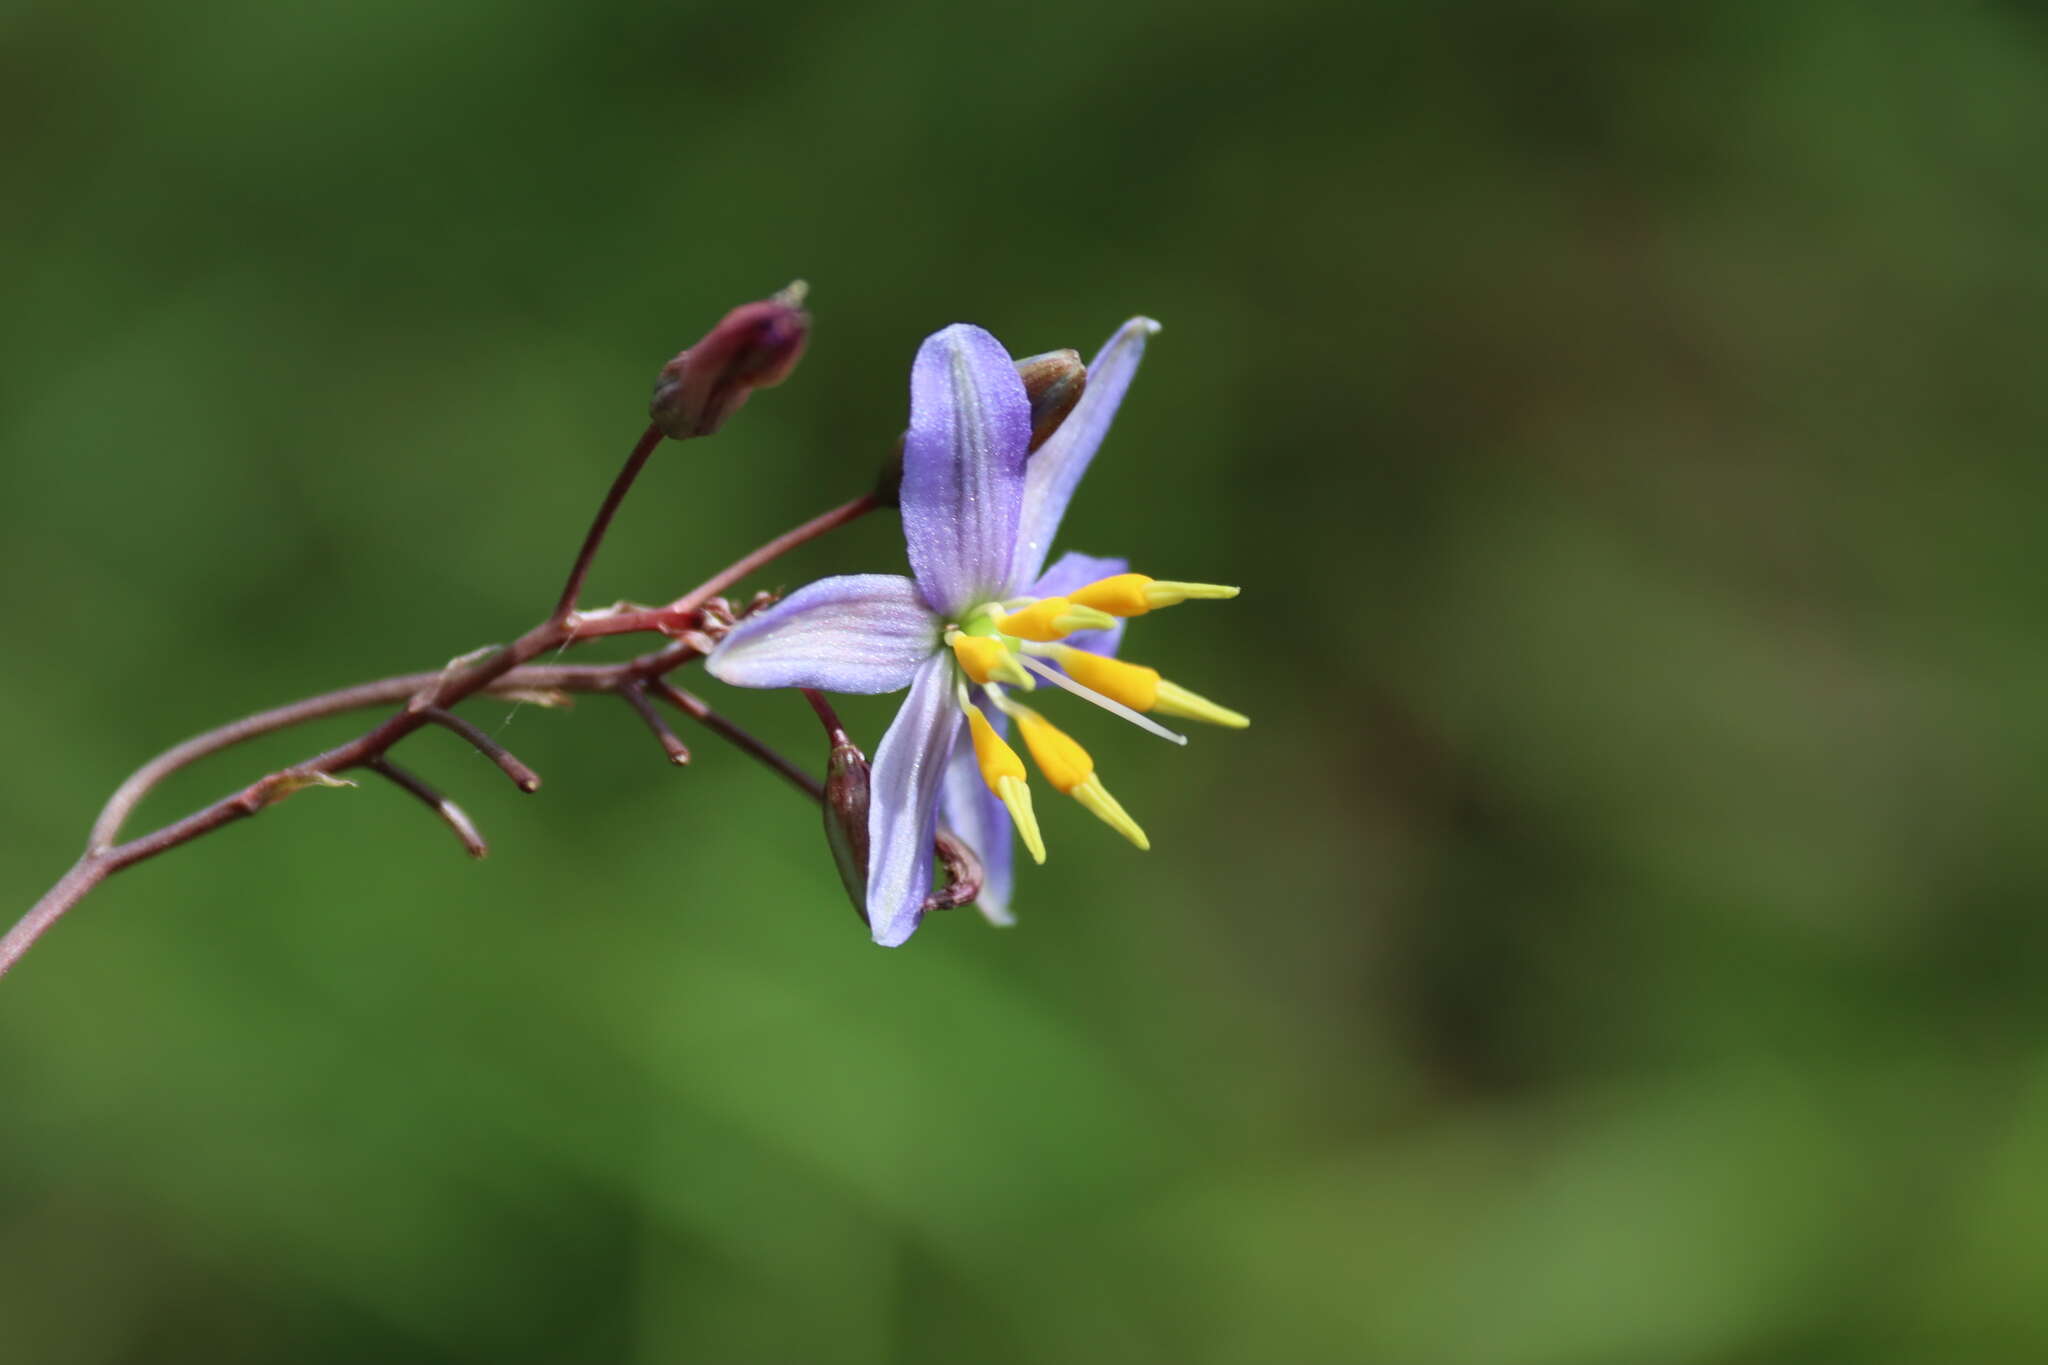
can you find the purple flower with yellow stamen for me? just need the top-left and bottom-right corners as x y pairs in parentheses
(707, 317), (1246, 946)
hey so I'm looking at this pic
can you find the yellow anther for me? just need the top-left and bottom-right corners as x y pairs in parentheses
(995, 597), (1117, 642)
(1013, 706), (1092, 792)
(950, 632), (1032, 688)
(1143, 580), (1239, 609)
(1054, 648), (1246, 728)
(1066, 573), (1157, 617)
(1057, 648), (1160, 712)
(995, 777), (1045, 864)
(967, 705), (1026, 784)
(1014, 707), (1150, 851)
(1071, 775), (1150, 851)
(966, 707), (1044, 863)
(1068, 574), (1241, 616)
(1151, 679), (1249, 729)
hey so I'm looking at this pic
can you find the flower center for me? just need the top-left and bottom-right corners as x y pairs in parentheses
(938, 572), (1248, 866)
(951, 603), (1007, 640)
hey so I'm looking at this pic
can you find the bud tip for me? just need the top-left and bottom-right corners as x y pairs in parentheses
(649, 284), (813, 440)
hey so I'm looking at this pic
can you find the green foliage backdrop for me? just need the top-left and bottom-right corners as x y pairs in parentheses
(5, 0), (2047, 1360)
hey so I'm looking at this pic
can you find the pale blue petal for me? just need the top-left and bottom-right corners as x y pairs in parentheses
(705, 575), (938, 694)
(939, 704), (1015, 926)
(1008, 317), (1159, 590)
(1031, 551), (1129, 660)
(865, 654), (964, 947)
(902, 324), (1031, 616)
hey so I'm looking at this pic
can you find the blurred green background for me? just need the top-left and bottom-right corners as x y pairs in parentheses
(5, 0), (2048, 1360)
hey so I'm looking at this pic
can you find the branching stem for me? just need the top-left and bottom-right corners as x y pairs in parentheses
(652, 680), (823, 803)
(422, 709), (543, 793)
(551, 423), (666, 622)
(619, 681), (692, 765)
(369, 759), (488, 860)
(4, 426), (882, 979)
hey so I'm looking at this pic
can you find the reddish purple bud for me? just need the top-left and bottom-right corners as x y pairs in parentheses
(650, 281), (811, 439)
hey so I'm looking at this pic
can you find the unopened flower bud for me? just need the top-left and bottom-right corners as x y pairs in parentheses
(821, 730), (872, 925)
(1013, 348), (1087, 453)
(650, 281), (811, 439)
(873, 345), (1088, 506)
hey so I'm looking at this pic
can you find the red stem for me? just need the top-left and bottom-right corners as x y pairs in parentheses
(4, 478), (882, 979)
(567, 492), (880, 638)
(369, 759), (489, 859)
(801, 687), (851, 745)
(423, 708), (543, 793)
(619, 682), (692, 765)
(651, 680), (823, 803)
(553, 423), (666, 622)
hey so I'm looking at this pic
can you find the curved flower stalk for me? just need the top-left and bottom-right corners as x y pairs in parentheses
(707, 319), (1246, 946)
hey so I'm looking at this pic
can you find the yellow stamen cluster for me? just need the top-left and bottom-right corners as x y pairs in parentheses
(953, 571), (1247, 863)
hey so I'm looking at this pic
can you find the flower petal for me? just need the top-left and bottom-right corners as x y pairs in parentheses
(705, 575), (938, 694)
(865, 653), (964, 947)
(902, 324), (1031, 616)
(1031, 551), (1129, 660)
(940, 705), (1016, 926)
(1009, 317), (1159, 590)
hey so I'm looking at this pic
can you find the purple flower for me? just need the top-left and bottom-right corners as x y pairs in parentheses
(707, 318), (1246, 946)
